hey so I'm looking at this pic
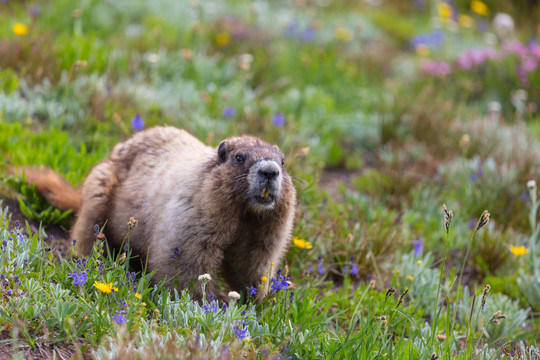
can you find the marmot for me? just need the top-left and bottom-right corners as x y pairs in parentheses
(23, 126), (296, 300)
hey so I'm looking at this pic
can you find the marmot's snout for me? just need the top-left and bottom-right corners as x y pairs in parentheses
(249, 159), (283, 210)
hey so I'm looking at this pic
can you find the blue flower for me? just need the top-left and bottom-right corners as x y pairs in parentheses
(233, 325), (249, 340)
(131, 114), (144, 131)
(273, 112), (286, 127)
(222, 106), (236, 118)
(68, 269), (88, 286)
(411, 30), (444, 48)
(299, 27), (316, 42)
(246, 286), (257, 296)
(413, 238), (423, 257)
(270, 269), (290, 292)
(112, 311), (127, 324)
(317, 258), (324, 275)
(171, 247), (181, 259)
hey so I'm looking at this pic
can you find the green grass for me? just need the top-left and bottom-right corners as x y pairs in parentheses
(1, 0), (540, 358)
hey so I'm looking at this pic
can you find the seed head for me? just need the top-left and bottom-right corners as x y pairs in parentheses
(481, 284), (490, 311)
(476, 210), (490, 231)
(128, 217), (139, 229)
(385, 288), (396, 298)
(489, 310), (507, 324)
(442, 204), (453, 234)
(430, 353), (440, 360)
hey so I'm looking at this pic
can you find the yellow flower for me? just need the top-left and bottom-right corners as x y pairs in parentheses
(261, 276), (268, 283)
(415, 44), (429, 56)
(334, 27), (353, 42)
(393, 269), (400, 274)
(93, 281), (115, 294)
(293, 237), (313, 249)
(406, 275), (414, 281)
(471, 0), (489, 16)
(458, 14), (475, 28)
(437, 2), (452, 20)
(12, 23), (28, 36)
(135, 293), (142, 299)
(510, 246), (529, 257)
(215, 32), (230, 47)
(416, 260), (423, 265)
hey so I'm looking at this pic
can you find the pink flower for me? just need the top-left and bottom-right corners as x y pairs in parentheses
(420, 60), (451, 77)
(502, 41), (528, 58)
(529, 43), (540, 60)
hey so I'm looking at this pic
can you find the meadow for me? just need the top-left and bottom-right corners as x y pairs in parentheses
(1, 0), (540, 358)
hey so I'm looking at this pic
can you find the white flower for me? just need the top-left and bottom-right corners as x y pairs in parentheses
(527, 180), (536, 189)
(198, 273), (212, 283)
(228, 291), (241, 300)
(493, 13), (514, 38)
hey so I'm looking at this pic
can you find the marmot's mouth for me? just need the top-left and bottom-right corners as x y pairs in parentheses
(257, 187), (275, 204)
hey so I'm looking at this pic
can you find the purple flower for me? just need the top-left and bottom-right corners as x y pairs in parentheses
(272, 112), (286, 127)
(222, 106), (236, 118)
(171, 247), (181, 259)
(413, 238), (423, 257)
(317, 259), (324, 275)
(112, 311), (127, 324)
(299, 27), (316, 42)
(270, 269), (290, 292)
(467, 217), (477, 230)
(420, 60), (451, 77)
(246, 286), (257, 296)
(233, 325), (249, 340)
(68, 269), (88, 286)
(411, 30), (444, 49)
(131, 114), (144, 131)
(349, 258), (358, 276)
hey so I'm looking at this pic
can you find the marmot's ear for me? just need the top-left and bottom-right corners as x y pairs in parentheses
(218, 140), (228, 163)
(273, 144), (280, 151)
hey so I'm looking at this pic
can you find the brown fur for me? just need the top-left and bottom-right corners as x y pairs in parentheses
(25, 126), (296, 301)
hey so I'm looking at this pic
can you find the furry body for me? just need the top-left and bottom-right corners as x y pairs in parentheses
(26, 126), (296, 300)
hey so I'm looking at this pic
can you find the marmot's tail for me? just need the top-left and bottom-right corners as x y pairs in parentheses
(17, 167), (82, 213)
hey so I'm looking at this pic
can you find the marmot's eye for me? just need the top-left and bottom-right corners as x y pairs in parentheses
(235, 155), (244, 164)
(281, 158), (285, 166)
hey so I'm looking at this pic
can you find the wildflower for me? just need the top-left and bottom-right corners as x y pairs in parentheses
(269, 261), (274, 266)
(436, 334), (447, 341)
(233, 325), (249, 340)
(415, 44), (429, 56)
(128, 217), (138, 229)
(476, 210), (490, 231)
(393, 269), (400, 274)
(228, 291), (240, 301)
(198, 274), (212, 283)
(270, 269), (290, 292)
(458, 14), (475, 28)
(413, 237), (423, 257)
(334, 27), (353, 42)
(481, 284), (490, 310)
(203, 301), (218, 313)
(171, 247), (181, 259)
(238, 53), (253, 71)
(222, 106), (236, 118)
(349, 259), (358, 276)
(437, 2), (452, 20)
(442, 204), (453, 234)
(74, 60), (87, 67)
(420, 60), (451, 77)
(246, 286), (257, 296)
(317, 258), (324, 275)
(261, 276), (268, 283)
(131, 114), (144, 131)
(94, 281), (116, 294)
(416, 260), (423, 265)
(135, 293), (141, 299)
(12, 23), (28, 36)
(68, 269), (88, 286)
(181, 49), (194, 61)
(112, 311), (127, 324)
(146, 53), (160, 63)
(406, 275), (414, 281)
(510, 245), (529, 257)
(369, 279), (376, 288)
(527, 180), (536, 190)
(215, 32), (230, 47)
(272, 112), (286, 127)
(493, 13), (514, 38)
(292, 237), (312, 249)
(471, 0), (488, 16)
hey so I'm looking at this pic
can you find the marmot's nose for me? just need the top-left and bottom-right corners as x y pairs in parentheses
(259, 168), (279, 181)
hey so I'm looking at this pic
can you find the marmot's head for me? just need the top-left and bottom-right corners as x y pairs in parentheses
(215, 136), (293, 212)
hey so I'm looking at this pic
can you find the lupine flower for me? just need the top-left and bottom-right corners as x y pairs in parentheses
(233, 325), (249, 340)
(112, 311), (127, 324)
(222, 106), (236, 118)
(317, 258), (324, 275)
(68, 269), (88, 286)
(273, 112), (286, 127)
(171, 247), (181, 259)
(413, 238), (423, 257)
(270, 269), (290, 292)
(131, 114), (144, 131)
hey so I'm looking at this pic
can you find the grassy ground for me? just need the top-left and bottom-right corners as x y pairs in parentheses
(1, 0), (540, 358)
